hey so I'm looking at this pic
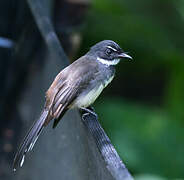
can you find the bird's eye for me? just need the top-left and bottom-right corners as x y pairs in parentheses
(106, 48), (112, 55)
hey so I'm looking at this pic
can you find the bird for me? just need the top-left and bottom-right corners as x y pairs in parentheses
(12, 40), (132, 171)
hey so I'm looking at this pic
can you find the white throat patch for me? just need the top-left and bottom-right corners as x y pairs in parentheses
(97, 57), (120, 66)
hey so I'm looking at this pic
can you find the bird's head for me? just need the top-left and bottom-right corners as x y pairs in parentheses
(87, 40), (132, 66)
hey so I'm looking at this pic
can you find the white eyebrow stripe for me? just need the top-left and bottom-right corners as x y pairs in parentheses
(107, 46), (117, 52)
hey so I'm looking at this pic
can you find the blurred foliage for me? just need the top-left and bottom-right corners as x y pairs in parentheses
(96, 98), (184, 179)
(77, 0), (184, 179)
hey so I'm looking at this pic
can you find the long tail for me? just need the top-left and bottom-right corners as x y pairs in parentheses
(13, 109), (49, 171)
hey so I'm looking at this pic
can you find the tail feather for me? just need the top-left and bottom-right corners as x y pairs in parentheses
(13, 109), (49, 171)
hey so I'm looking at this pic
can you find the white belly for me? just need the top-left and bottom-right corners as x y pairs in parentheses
(72, 75), (114, 108)
(73, 84), (104, 108)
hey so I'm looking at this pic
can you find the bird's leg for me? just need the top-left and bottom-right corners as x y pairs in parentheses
(80, 106), (98, 118)
(87, 106), (95, 112)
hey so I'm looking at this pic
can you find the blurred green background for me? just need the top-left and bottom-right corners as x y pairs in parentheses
(77, 0), (184, 179)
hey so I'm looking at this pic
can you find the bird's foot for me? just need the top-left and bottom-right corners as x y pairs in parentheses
(80, 106), (98, 119)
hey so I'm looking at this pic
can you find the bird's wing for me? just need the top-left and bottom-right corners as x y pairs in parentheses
(44, 56), (99, 128)
(13, 70), (77, 170)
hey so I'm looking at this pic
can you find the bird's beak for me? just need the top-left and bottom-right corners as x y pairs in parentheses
(118, 52), (132, 60)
